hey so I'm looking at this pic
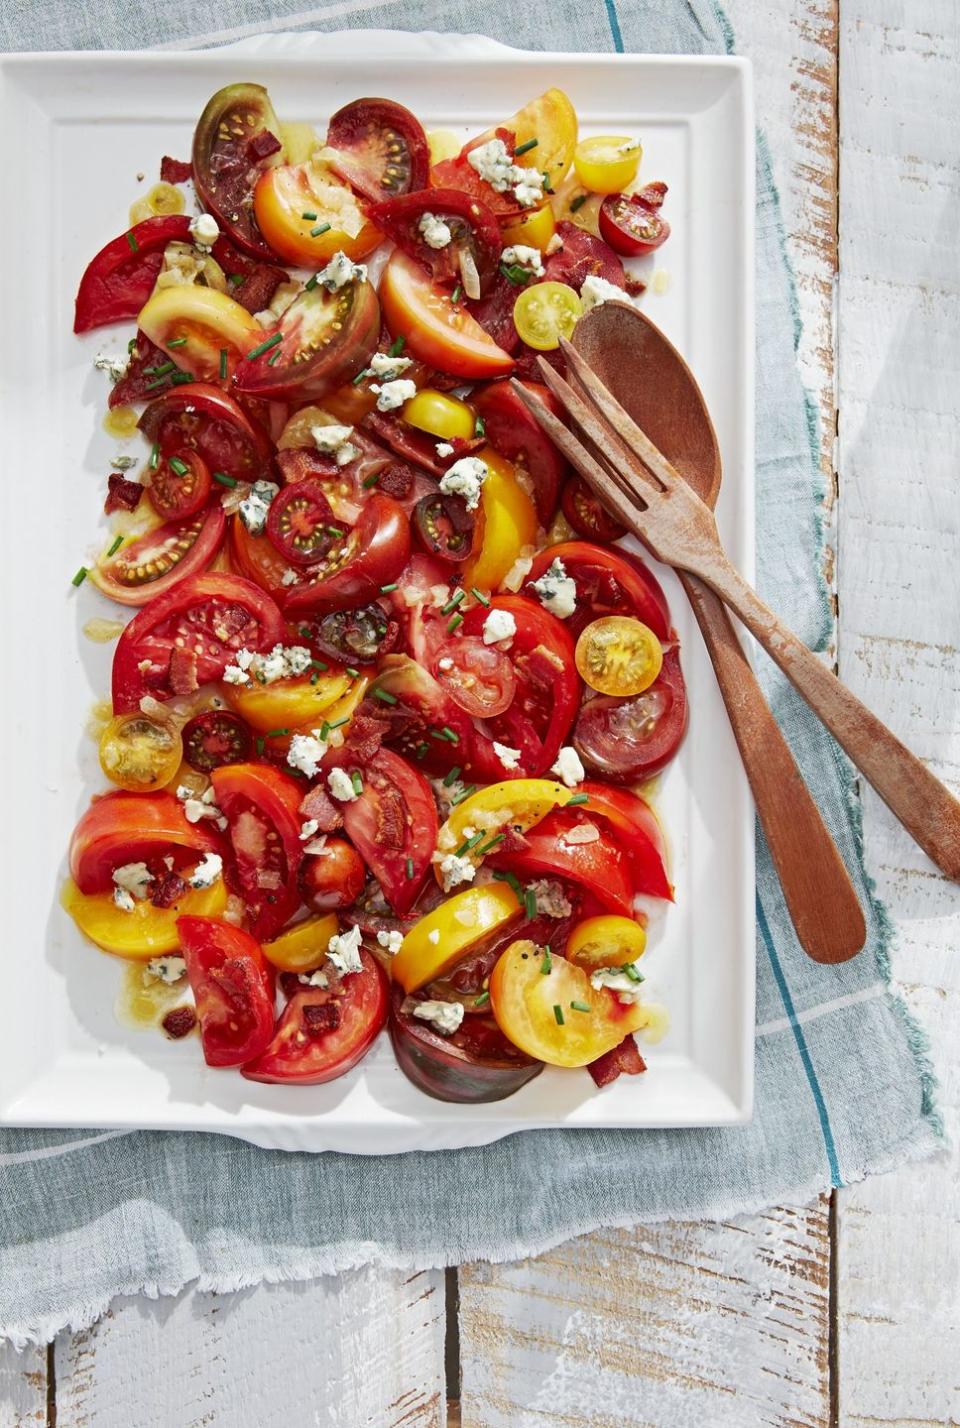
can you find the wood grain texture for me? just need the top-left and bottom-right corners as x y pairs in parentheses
(53, 1270), (446, 1428)
(458, 1205), (831, 1428)
(0, 1343), (46, 1426)
(835, 2), (960, 1424)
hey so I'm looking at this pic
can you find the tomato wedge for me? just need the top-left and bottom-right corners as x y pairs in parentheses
(192, 83), (284, 260)
(325, 98), (430, 202)
(74, 215), (192, 332)
(473, 379), (567, 522)
(560, 476), (627, 541)
(339, 748), (438, 914)
(487, 809), (636, 915)
(390, 984), (542, 1103)
(147, 449), (213, 522)
(379, 250), (514, 379)
(573, 647), (688, 781)
(368, 188), (502, 297)
(242, 948), (388, 1085)
(177, 915), (276, 1067)
(233, 278), (380, 402)
(111, 572), (286, 712)
(211, 763), (304, 940)
(526, 541), (672, 641)
(69, 791), (220, 895)
(281, 493), (411, 615)
(139, 383), (273, 483)
(577, 783), (672, 899)
(91, 505), (225, 607)
(362, 655), (475, 778)
(253, 162), (383, 266)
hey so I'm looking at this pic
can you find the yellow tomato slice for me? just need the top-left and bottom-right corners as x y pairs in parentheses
(253, 160), (382, 266)
(574, 616), (664, 696)
(221, 670), (353, 734)
(490, 940), (649, 1067)
(550, 172), (603, 237)
(565, 915), (647, 971)
(436, 777), (573, 884)
(62, 877), (227, 959)
(473, 89), (578, 193)
(138, 285), (261, 379)
(463, 447), (538, 591)
(263, 914), (339, 973)
(513, 281), (582, 352)
(99, 712), (183, 793)
(403, 389), (475, 440)
(501, 203), (557, 252)
(392, 884), (522, 994)
(573, 135), (643, 195)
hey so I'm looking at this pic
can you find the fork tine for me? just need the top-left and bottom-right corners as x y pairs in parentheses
(534, 358), (663, 499)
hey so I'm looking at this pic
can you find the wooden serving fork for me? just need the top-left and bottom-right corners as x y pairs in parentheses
(512, 337), (960, 883)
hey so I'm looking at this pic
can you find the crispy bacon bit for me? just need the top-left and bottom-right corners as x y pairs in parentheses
(105, 472), (143, 515)
(109, 331), (170, 409)
(162, 1005), (198, 1039)
(299, 785), (343, 833)
(514, 644), (565, 700)
(376, 462), (415, 499)
(624, 275), (647, 298)
(342, 712), (390, 764)
(150, 871), (187, 909)
(587, 1034), (647, 1088)
(168, 647), (200, 695)
(232, 267), (285, 315)
(362, 411), (447, 478)
(160, 156), (193, 184)
(447, 435), (486, 459)
(636, 180), (668, 209)
(247, 130), (282, 162)
(302, 1000), (342, 1036)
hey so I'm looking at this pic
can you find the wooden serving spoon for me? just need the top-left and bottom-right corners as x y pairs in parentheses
(571, 303), (866, 963)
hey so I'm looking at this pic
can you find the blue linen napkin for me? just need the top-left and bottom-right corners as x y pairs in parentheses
(0, 0), (942, 1348)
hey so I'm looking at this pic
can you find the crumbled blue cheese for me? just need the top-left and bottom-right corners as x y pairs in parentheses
(482, 608), (517, 646)
(369, 351), (414, 381)
(311, 422), (359, 467)
(418, 211), (453, 249)
(377, 928), (404, 955)
(529, 557), (577, 619)
(551, 746), (585, 788)
(188, 851), (222, 889)
(493, 741), (522, 771)
(317, 251), (368, 291)
(579, 274), (629, 315)
(438, 853), (476, 892)
(146, 955), (187, 984)
(280, 567), (299, 586)
(300, 819), (320, 841)
(176, 785), (228, 831)
(326, 922), (364, 976)
(513, 177), (545, 208)
(439, 456), (488, 511)
(222, 665), (250, 685)
(110, 454), (138, 471)
(501, 244), (545, 276)
(528, 879), (573, 918)
(223, 643), (312, 686)
(590, 962), (646, 1004)
(112, 861), (154, 900)
(435, 441), (455, 459)
(327, 767), (359, 802)
(189, 212), (220, 250)
(113, 887), (136, 913)
(371, 378), (418, 413)
(287, 732), (328, 779)
(466, 138), (545, 207)
(94, 352), (130, 383)
(298, 967), (329, 987)
(413, 999), (465, 1035)
(238, 479), (279, 535)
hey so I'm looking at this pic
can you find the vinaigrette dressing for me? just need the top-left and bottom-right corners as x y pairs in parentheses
(102, 405), (139, 439)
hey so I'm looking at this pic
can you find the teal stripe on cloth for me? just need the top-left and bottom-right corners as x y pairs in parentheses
(0, 0), (943, 1349)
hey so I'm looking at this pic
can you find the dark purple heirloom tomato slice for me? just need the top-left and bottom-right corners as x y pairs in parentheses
(147, 450), (213, 523)
(192, 83), (284, 260)
(368, 188), (502, 297)
(233, 280), (381, 402)
(74, 216), (193, 333)
(543, 220), (626, 289)
(309, 604), (399, 666)
(413, 492), (474, 564)
(182, 711), (252, 773)
(325, 98), (430, 203)
(139, 383), (274, 483)
(389, 985), (543, 1103)
(560, 475), (627, 541)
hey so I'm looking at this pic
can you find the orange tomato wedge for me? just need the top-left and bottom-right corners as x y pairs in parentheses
(379, 250), (514, 380)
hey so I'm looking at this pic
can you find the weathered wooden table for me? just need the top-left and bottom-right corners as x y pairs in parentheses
(3, 1), (958, 1422)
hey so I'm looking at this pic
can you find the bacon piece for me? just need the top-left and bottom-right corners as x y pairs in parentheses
(376, 783), (406, 850)
(299, 785), (343, 833)
(160, 156), (193, 184)
(543, 220), (625, 290)
(302, 1000), (342, 1036)
(168, 648), (199, 695)
(210, 234), (287, 315)
(162, 1005), (198, 1039)
(376, 462), (415, 499)
(105, 472), (143, 515)
(624, 274), (647, 298)
(587, 1034), (647, 1088)
(150, 871), (187, 909)
(342, 712), (390, 764)
(248, 130), (282, 161)
(108, 331), (170, 409)
(362, 410), (447, 477)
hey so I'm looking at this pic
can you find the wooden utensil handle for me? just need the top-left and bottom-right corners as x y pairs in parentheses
(682, 573), (866, 961)
(696, 553), (960, 880)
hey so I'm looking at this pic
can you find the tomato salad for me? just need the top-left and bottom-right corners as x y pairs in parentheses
(66, 84), (680, 1102)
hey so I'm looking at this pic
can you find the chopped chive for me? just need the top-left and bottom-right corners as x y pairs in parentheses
(361, 471), (380, 488)
(379, 582), (398, 593)
(319, 721), (331, 741)
(147, 362), (177, 376)
(326, 525), (345, 537)
(454, 831), (484, 857)
(474, 990), (490, 1008)
(541, 171), (554, 193)
(450, 783), (476, 805)
(524, 887), (537, 920)
(167, 336), (188, 349)
(127, 337), (138, 354)
(499, 262), (531, 287)
(311, 658), (329, 671)
(170, 371), (192, 384)
(440, 726), (459, 743)
(310, 222), (332, 237)
(125, 231), (138, 252)
(305, 272), (320, 292)
(440, 588), (466, 615)
(328, 717), (349, 730)
(570, 1000), (591, 1013)
(553, 1004), (565, 1026)
(106, 534), (124, 557)
(245, 331), (282, 361)
(213, 471), (237, 488)
(149, 443), (160, 470)
(443, 766), (461, 787)
(624, 963), (644, 984)
(267, 350), (282, 366)
(71, 566), (88, 587)
(493, 870), (522, 896)
(228, 273), (245, 287)
(145, 375), (172, 391)
(476, 833), (505, 856)
(373, 687), (398, 705)
(414, 741), (430, 759)
(344, 666), (360, 678)
(540, 947), (552, 975)
(255, 736), (265, 756)
(264, 727), (290, 738)
(447, 613), (463, 633)
(388, 335), (406, 357)
(301, 210), (318, 221)
(474, 415), (486, 437)
(169, 456), (189, 476)
(514, 137), (539, 156)
(351, 771), (363, 796)
(470, 587), (490, 606)
(570, 193), (589, 213)
(566, 792), (589, 806)
(405, 856), (415, 880)
(451, 284), (462, 304)
(219, 348), (228, 379)
(351, 367), (370, 385)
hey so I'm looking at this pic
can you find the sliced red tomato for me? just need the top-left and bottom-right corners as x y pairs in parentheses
(281, 493), (411, 615)
(339, 748), (438, 915)
(192, 83), (284, 260)
(526, 540), (672, 641)
(111, 572), (286, 712)
(325, 98), (430, 202)
(577, 782), (672, 899)
(228, 515), (298, 598)
(431, 126), (527, 221)
(276, 434), (409, 523)
(265, 478), (338, 566)
(464, 274), (520, 354)
(109, 332), (171, 409)
(139, 383), (273, 483)
(363, 654), (475, 778)
(232, 279), (380, 402)
(90, 505), (225, 608)
(542, 220), (626, 289)
(389, 984), (543, 1103)
(74, 215), (192, 332)
(488, 808), (636, 915)
(242, 948), (388, 1085)
(368, 188), (502, 296)
(299, 838), (366, 912)
(560, 475), (626, 541)
(431, 636), (516, 718)
(177, 915), (276, 1067)
(211, 762), (304, 940)
(147, 449), (213, 522)
(413, 492), (475, 563)
(598, 185), (670, 257)
(473, 379), (567, 522)
(182, 710), (253, 772)
(378, 250), (514, 380)
(573, 646), (688, 781)
(68, 791), (219, 895)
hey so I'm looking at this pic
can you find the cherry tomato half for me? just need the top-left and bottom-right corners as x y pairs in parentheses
(598, 185), (671, 257)
(281, 493), (411, 616)
(233, 277), (380, 403)
(139, 383), (273, 484)
(192, 83), (284, 260)
(182, 710), (253, 772)
(99, 712), (183, 792)
(560, 476), (627, 542)
(573, 135), (642, 195)
(513, 281), (582, 352)
(432, 635), (516, 718)
(265, 478), (339, 566)
(89, 505), (225, 608)
(575, 615), (664, 696)
(178, 915), (276, 1067)
(309, 604), (398, 666)
(325, 97), (430, 203)
(413, 492), (474, 564)
(147, 449), (213, 522)
(299, 838), (366, 912)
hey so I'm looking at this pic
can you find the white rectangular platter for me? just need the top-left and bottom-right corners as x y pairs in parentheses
(0, 32), (755, 1152)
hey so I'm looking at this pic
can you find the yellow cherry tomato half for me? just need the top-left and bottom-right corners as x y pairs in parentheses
(463, 446), (538, 591)
(221, 669), (354, 734)
(513, 281), (582, 352)
(99, 712), (183, 793)
(61, 876), (227, 960)
(138, 284), (262, 379)
(565, 915), (647, 972)
(392, 883), (522, 994)
(262, 914), (339, 973)
(253, 161), (382, 266)
(575, 616), (664, 696)
(436, 777), (574, 885)
(402, 388), (475, 441)
(573, 135), (643, 195)
(489, 940), (648, 1067)
(427, 128), (461, 165)
(501, 202), (557, 252)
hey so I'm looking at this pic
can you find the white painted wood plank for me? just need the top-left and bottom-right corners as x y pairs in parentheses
(458, 1203), (831, 1428)
(0, 1343), (46, 1426)
(54, 1270), (446, 1428)
(836, 2), (960, 1425)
